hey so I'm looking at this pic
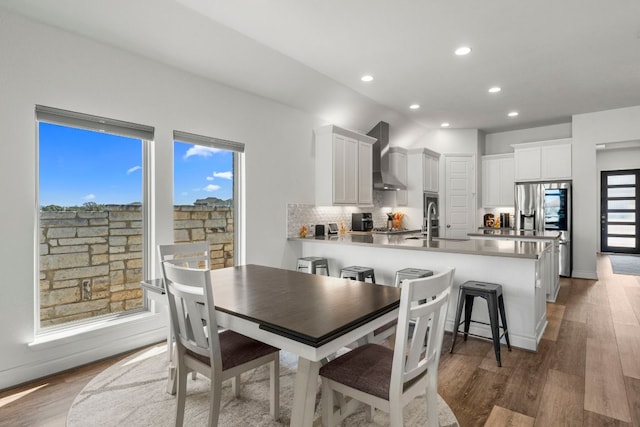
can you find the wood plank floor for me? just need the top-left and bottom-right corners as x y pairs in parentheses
(1, 254), (639, 426)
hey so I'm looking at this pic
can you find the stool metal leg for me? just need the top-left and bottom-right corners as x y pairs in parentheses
(498, 295), (512, 351)
(450, 289), (466, 353)
(463, 294), (474, 341)
(486, 295), (502, 367)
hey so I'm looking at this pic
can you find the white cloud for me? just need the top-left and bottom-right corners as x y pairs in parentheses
(203, 184), (221, 192)
(83, 193), (96, 201)
(184, 145), (220, 159)
(126, 165), (142, 174)
(213, 171), (233, 180)
(206, 176), (214, 181)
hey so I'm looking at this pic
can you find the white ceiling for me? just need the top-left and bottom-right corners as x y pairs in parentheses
(3, 0), (640, 134)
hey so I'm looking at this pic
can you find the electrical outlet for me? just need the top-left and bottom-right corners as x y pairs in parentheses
(82, 280), (92, 301)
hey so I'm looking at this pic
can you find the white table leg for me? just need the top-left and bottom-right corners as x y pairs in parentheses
(166, 319), (177, 395)
(290, 357), (321, 427)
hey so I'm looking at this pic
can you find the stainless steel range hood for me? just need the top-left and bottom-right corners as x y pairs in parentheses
(367, 121), (407, 191)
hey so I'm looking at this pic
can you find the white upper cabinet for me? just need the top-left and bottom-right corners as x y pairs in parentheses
(482, 154), (514, 207)
(389, 147), (408, 206)
(315, 125), (376, 206)
(512, 138), (571, 181)
(408, 148), (440, 194)
(424, 153), (440, 193)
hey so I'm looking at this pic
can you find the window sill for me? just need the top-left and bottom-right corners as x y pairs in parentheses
(29, 310), (165, 351)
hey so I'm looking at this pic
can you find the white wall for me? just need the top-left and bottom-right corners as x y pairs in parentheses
(597, 144), (640, 250)
(484, 123), (572, 155)
(572, 106), (640, 279)
(0, 10), (417, 388)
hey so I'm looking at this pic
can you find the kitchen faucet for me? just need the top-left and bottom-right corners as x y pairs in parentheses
(425, 201), (437, 242)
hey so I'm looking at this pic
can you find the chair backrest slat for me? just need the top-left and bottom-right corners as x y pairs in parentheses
(391, 268), (455, 392)
(162, 261), (221, 363)
(158, 242), (211, 270)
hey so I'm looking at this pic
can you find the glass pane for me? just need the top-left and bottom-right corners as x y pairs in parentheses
(39, 122), (143, 328)
(173, 141), (235, 269)
(608, 174), (635, 185)
(608, 225), (636, 235)
(608, 212), (636, 222)
(607, 237), (636, 248)
(609, 200), (636, 210)
(608, 187), (635, 198)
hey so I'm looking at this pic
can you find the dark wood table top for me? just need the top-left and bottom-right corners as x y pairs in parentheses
(142, 264), (401, 347)
(210, 264), (401, 348)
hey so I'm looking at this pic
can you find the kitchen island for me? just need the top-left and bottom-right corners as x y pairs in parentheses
(468, 229), (561, 302)
(290, 233), (553, 351)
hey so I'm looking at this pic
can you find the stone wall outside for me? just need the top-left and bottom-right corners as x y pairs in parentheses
(39, 205), (233, 327)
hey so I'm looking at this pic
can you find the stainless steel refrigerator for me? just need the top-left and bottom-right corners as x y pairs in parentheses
(515, 181), (572, 277)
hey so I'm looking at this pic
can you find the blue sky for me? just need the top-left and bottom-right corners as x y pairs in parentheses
(39, 122), (233, 206)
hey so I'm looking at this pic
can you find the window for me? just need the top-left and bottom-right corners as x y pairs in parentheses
(173, 131), (244, 268)
(37, 106), (154, 330)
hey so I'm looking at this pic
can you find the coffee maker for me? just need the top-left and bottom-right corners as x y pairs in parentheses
(352, 213), (373, 231)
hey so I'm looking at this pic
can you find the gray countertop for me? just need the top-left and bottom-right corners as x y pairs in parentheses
(468, 229), (561, 240)
(290, 232), (550, 259)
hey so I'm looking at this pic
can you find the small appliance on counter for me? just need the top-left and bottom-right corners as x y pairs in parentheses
(352, 212), (373, 231)
(327, 223), (339, 235)
(314, 224), (325, 236)
(499, 212), (510, 228)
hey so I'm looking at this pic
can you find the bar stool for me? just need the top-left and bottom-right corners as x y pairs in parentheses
(450, 281), (511, 367)
(296, 257), (330, 276)
(394, 268), (433, 287)
(340, 266), (376, 283)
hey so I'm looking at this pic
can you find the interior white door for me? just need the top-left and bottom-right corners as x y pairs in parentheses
(445, 155), (476, 238)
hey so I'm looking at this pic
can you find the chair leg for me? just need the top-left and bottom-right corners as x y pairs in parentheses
(175, 359), (187, 427)
(208, 375), (222, 427)
(389, 398), (403, 427)
(365, 405), (374, 422)
(322, 381), (335, 427)
(426, 373), (439, 427)
(232, 374), (241, 397)
(269, 358), (280, 420)
(191, 371), (197, 381)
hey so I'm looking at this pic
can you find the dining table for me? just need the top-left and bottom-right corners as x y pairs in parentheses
(142, 263), (401, 427)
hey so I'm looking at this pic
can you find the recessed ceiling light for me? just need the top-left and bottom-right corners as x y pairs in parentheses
(454, 46), (471, 56)
(361, 75), (373, 82)
(441, 122), (450, 127)
(488, 87), (501, 93)
(409, 104), (420, 110)
(508, 111), (519, 117)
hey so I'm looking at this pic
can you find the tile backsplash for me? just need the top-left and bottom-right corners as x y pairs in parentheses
(287, 192), (404, 237)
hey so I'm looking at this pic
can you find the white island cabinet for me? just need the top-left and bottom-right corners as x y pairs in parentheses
(292, 234), (550, 351)
(315, 125), (376, 206)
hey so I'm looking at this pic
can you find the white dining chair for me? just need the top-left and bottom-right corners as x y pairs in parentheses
(158, 242), (211, 393)
(162, 261), (280, 427)
(319, 268), (455, 427)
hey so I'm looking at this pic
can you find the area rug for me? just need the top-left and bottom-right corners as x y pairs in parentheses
(67, 344), (459, 426)
(609, 254), (640, 276)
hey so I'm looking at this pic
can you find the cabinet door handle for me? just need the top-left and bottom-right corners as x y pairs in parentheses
(446, 224), (451, 228)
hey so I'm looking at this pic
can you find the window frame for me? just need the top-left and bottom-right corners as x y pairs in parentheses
(172, 130), (245, 266)
(35, 105), (155, 336)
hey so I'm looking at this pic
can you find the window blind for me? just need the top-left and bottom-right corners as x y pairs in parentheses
(35, 105), (154, 141)
(173, 130), (245, 153)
